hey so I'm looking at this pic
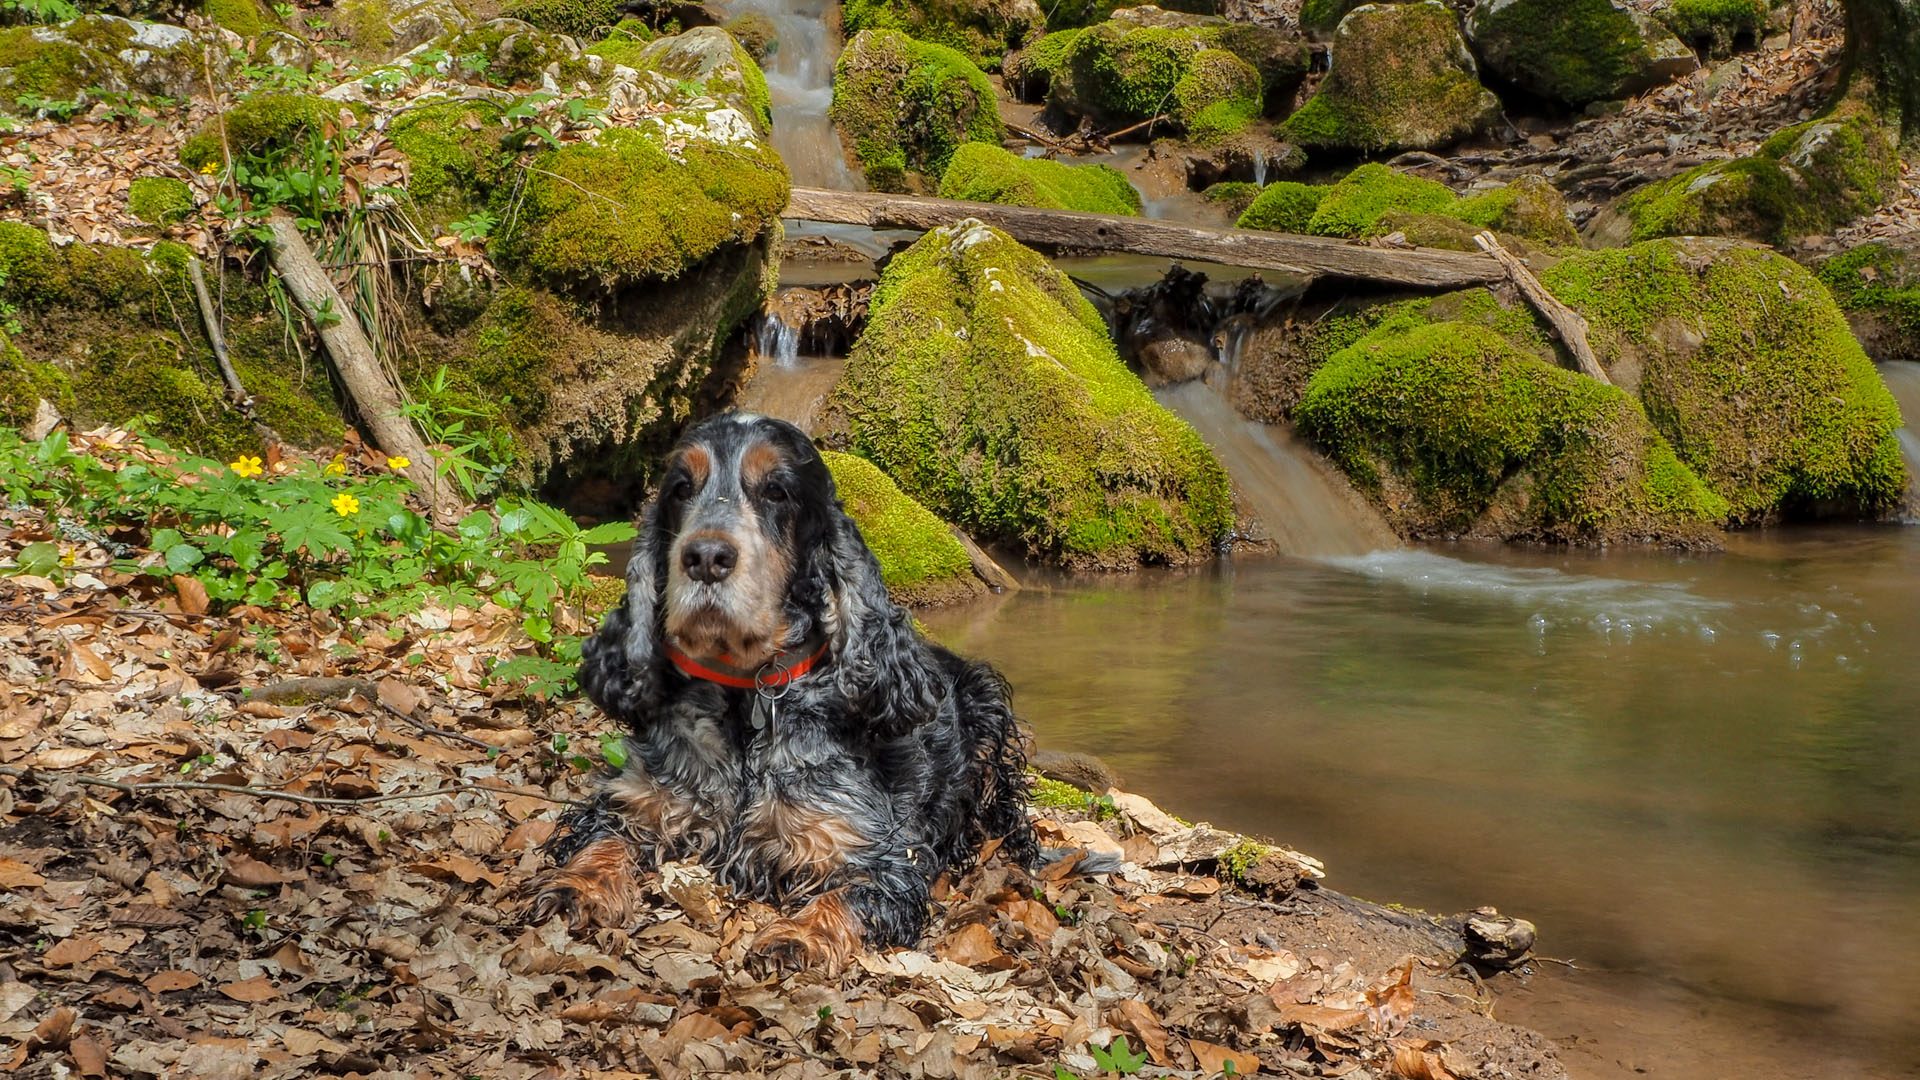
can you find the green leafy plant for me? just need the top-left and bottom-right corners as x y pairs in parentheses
(0, 0), (79, 23)
(1090, 1035), (1147, 1076)
(449, 210), (496, 244)
(272, 1), (295, 17)
(14, 92), (85, 121)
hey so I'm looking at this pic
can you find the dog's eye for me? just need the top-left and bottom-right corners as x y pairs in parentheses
(761, 481), (788, 504)
(669, 478), (692, 500)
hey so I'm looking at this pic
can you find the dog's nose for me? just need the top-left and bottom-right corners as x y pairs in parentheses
(682, 537), (738, 584)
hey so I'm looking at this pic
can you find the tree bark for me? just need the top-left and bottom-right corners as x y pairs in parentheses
(1473, 232), (1610, 385)
(261, 211), (444, 510)
(783, 188), (1506, 289)
(1843, 0), (1920, 145)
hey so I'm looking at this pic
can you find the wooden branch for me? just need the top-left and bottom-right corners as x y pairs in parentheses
(187, 258), (250, 410)
(1105, 113), (1169, 141)
(261, 210), (445, 509)
(1472, 231), (1610, 384)
(783, 188), (1505, 289)
(950, 527), (1020, 593)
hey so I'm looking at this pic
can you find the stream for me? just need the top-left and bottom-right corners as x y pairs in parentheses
(720, 1), (1920, 1070)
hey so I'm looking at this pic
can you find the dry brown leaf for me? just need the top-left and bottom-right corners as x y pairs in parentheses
(411, 855), (503, 887)
(1390, 1039), (1459, 1080)
(936, 923), (1007, 969)
(29, 747), (97, 769)
(282, 1028), (349, 1056)
(68, 1034), (107, 1078)
(42, 937), (101, 969)
(0, 858), (47, 890)
(222, 854), (291, 888)
(114, 905), (194, 929)
(171, 574), (209, 615)
(1111, 999), (1171, 1065)
(1000, 897), (1061, 937)
(1274, 1002), (1368, 1032)
(218, 975), (280, 1002)
(1368, 961), (1419, 1034)
(377, 677), (422, 716)
(140, 968), (200, 991)
(1190, 1038), (1260, 1076)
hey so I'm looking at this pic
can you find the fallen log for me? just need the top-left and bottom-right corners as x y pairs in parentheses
(782, 187), (1506, 289)
(261, 211), (445, 510)
(1473, 230), (1610, 385)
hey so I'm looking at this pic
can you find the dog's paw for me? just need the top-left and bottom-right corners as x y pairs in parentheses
(748, 918), (835, 973)
(524, 872), (630, 931)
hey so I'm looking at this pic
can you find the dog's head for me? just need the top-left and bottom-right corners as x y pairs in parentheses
(580, 412), (944, 734)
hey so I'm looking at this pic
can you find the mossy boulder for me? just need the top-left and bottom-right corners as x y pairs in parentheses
(1201, 180), (1262, 217)
(1541, 238), (1905, 520)
(1606, 111), (1902, 246)
(833, 220), (1233, 568)
(582, 17), (654, 67)
(1656, 0), (1766, 58)
(1464, 0), (1698, 107)
(1298, 0), (1369, 34)
(1279, 1), (1500, 153)
(1016, 9), (1307, 141)
(822, 451), (983, 606)
(127, 177), (193, 226)
(0, 223), (343, 457)
(340, 0), (473, 57)
(441, 17), (586, 87)
(841, 0), (1046, 72)
(501, 0), (623, 36)
(1039, 0), (1216, 31)
(938, 142), (1142, 214)
(204, 0), (278, 37)
(1236, 165), (1577, 247)
(388, 98), (513, 227)
(1817, 242), (1920, 364)
(724, 12), (775, 60)
(1294, 303), (1727, 545)
(493, 39), (788, 293)
(178, 93), (350, 174)
(624, 25), (772, 132)
(829, 28), (1003, 192)
(0, 16), (237, 110)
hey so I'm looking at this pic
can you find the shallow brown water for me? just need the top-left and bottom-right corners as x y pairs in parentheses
(920, 530), (1920, 1078)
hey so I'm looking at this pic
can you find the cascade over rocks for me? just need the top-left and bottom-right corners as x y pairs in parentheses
(1279, 1), (1501, 153)
(829, 220), (1233, 569)
(1464, 0), (1699, 108)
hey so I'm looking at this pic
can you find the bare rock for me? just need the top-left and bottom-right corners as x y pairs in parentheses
(1030, 748), (1121, 793)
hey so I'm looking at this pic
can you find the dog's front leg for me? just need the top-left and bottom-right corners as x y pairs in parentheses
(750, 864), (930, 973)
(527, 831), (642, 930)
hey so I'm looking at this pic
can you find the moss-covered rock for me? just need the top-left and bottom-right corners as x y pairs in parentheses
(1609, 111), (1902, 246)
(822, 451), (983, 605)
(441, 17), (586, 87)
(1817, 242), (1920, 363)
(127, 177), (193, 226)
(1298, 0), (1368, 34)
(938, 142), (1142, 214)
(829, 28), (1003, 192)
(1279, 1), (1500, 153)
(493, 37), (787, 293)
(1236, 165), (1577, 246)
(341, 0), (473, 58)
(388, 98), (512, 227)
(501, 0), (622, 36)
(841, 0), (1046, 72)
(1202, 180), (1262, 217)
(1656, 0), (1766, 58)
(0, 224), (343, 457)
(0, 16), (237, 110)
(1464, 0), (1699, 108)
(833, 220), (1232, 568)
(1018, 9), (1307, 141)
(178, 93), (348, 174)
(724, 12), (775, 61)
(204, 0), (277, 37)
(1294, 304), (1727, 544)
(582, 16), (654, 67)
(1542, 237), (1905, 520)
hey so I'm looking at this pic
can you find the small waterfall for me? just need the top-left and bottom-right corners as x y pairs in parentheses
(753, 311), (802, 366)
(1251, 149), (1268, 187)
(1878, 361), (1920, 509)
(1155, 379), (1400, 559)
(723, 0), (859, 190)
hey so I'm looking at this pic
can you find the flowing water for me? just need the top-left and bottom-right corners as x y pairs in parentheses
(721, 0), (857, 190)
(920, 530), (1920, 1078)
(1879, 361), (1920, 496)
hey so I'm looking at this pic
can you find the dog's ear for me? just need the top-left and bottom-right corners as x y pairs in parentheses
(579, 495), (667, 723)
(822, 504), (946, 737)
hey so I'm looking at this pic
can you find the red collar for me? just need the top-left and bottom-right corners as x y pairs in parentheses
(664, 638), (829, 691)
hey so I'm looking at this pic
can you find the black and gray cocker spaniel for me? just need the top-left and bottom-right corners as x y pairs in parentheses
(529, 411), (1039, 968)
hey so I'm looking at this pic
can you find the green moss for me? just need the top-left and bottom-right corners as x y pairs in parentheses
(127, 177), (195, 226)
(1817, 243), (1920, 361)
(1541, 239), (1905, 520)
(1659, 0), (1765, 57)
(1203, 180), (1262, 217)
(830, 29), (1003, 192)
(0, 226), (342, 456)
(1217, 838), (1268, 881)
(1029, 773), (1092, 807)
(724, 13), (776, 61)
(1036, 18), (1289, 139)
(0, 25), (99, 104)
(1176, 47), (1262, 142)
(1447, 175), (1580, 246)
(206, 0), (273, 37)
(1296, 313), (1727, 542)
(938, 142), (1141, 215)
(1298, 0), (1365, 33)
(821, 450), (978, 604)
(584, 18), (655, 67)
(836, 222), (1232, 568)
(388, 98), (511, 223)
(1307, 163), (1454, 237)
(621, 27), (773, 134)
(496, 123), (788, 291)
(0, 335), (73, 427)
(1464, 0), (1687, 106)
(179, 93), (340, 174)
(841, 0), (1043, 71)
(1624, 112), (1900, 245)
(1235, 180), (1328, 232)
(1278, 1), (1499, 152)
(502, 0), (623, 36)
(445, 19), (587, 87)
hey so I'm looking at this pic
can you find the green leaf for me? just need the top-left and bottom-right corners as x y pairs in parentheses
(599, 732), (627, 769)
(578, 521), (638, 544)
(12, 541), (59, 577)
(163, 542), (203, 573)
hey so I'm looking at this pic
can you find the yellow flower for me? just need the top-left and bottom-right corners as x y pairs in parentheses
(199, 161), (218, 175)
(331, 492), (361, 517)
(228, 455), (264, 478)
(324, 454), (347, 477)
(386, 455), (411, 470)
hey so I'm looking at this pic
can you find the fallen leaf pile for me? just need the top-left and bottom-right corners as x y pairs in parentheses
(0, 490), (1568, 1079)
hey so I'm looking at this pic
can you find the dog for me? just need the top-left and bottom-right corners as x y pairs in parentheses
(528, 412), (1038, 968)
